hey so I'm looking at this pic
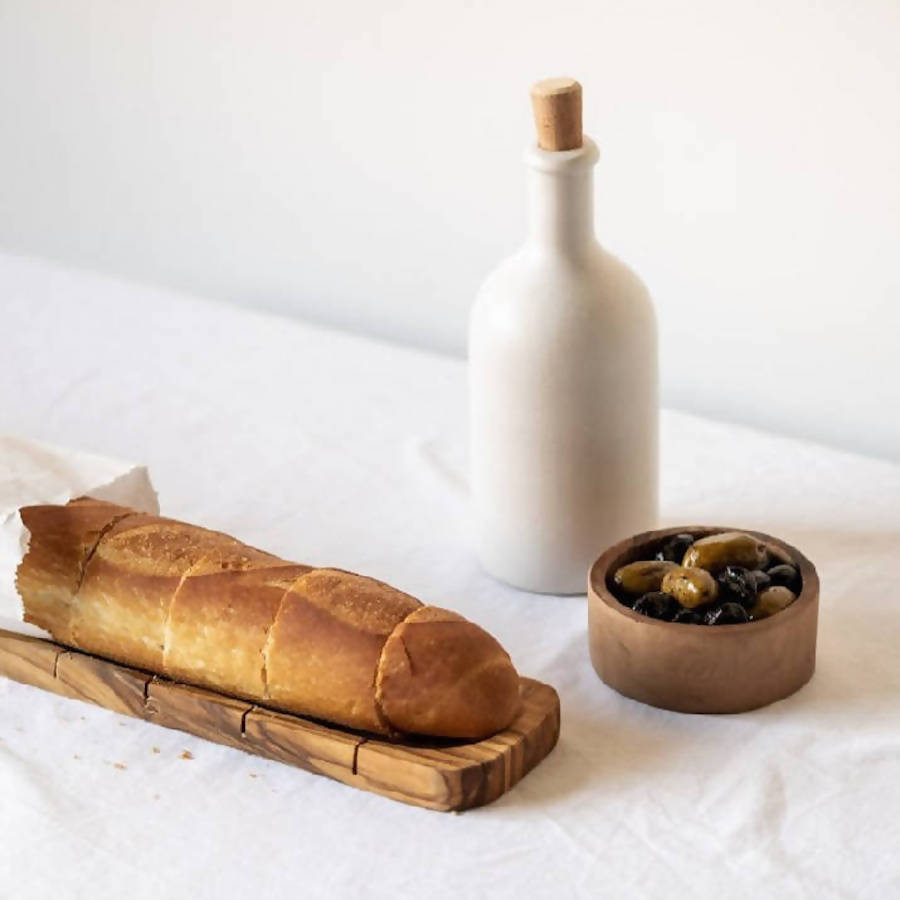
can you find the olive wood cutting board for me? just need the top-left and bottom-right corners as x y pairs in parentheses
(0, 628), (559, 811)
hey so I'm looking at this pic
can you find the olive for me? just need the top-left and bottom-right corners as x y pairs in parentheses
(767, 563), (801, 593)
(613, 560), (678, 597)
(681, 531), (767, 573)
(661, 566), (719, 609)
(750, 586), (796, 619)
(749, 569), (771, 593)
(704, 602), (750, 625)
(654, 532), (695, 563)
(763, 544), (794, 570)
(717, 565), (757, 608)
(672, 608), (704, 625)
(632, 591), (679, 621)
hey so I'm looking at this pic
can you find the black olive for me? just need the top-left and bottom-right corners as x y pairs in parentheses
(632, 591), (679, 621)
(749, 569), (771, 593)
(717, 566), (757, 608)
(704, 602), (750, 625)
(654, 532), (696, 563)
(767, 564), (801, 593)
(672, 608), (704, 625)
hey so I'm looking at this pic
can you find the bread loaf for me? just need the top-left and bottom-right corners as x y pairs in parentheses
(16, 498), (521, 739)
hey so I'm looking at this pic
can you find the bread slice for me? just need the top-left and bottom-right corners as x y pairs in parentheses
(265, 569), (421, 733)
(16, 498), (133, 642)
(164, 564), (309, 700)
(73, 516), (278, 671)
(376, 606), (522, 739)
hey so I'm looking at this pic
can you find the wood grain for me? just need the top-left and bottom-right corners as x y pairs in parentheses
(56, 650), (147, 717)
(242, 705), (361, 785)
(0, 630), (68, 695)
(147, 679), (250, 752)
(0, 629), (559, 811)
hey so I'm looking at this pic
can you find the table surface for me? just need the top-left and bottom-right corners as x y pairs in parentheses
(2, 251), (899, 900)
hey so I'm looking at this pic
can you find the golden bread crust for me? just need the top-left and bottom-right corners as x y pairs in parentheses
(265, 569), (420, 733)
(73, 516), (281, 670)
(164, 564), (310, 700)
(16, 498), (134, 642)
(15, 500), (521, 739)
(376, 606), (522, 738)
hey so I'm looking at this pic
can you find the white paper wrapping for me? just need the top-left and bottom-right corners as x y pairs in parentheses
(0, 434), (158, 638)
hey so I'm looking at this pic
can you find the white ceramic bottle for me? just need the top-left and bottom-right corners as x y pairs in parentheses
(469, 78), (658, 594)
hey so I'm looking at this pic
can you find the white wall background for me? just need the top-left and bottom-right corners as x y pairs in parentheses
(1, 0), (899, 460)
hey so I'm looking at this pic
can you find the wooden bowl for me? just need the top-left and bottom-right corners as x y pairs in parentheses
(587, 526), (819, 713)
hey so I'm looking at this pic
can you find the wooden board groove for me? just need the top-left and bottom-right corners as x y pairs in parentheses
(0, 628), (559, 811)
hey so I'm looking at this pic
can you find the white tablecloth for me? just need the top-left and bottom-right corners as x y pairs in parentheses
(2, 251), (899, 899)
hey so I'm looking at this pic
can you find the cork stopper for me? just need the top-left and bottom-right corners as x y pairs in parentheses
(530, 77), (583, 151)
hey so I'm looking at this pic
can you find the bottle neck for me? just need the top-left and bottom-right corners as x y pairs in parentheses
(524, 138), (599, 254)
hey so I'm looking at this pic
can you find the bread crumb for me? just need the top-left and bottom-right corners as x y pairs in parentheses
(151, 746), (160, 754)
(113, 762), (127, 771)
(249, 773), (258, 779)
(180, 750), (194, 760)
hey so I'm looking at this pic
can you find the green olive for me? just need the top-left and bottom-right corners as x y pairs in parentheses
(750, 586), (796, 619)
(682, 531), (766, 573)
(613, 560), (678, 596)
(661, 566), (719, 609)
(764, 543), (794, 568)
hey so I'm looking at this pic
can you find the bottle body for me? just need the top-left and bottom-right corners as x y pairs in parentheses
(469, 139), (658, 593)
